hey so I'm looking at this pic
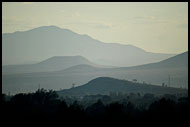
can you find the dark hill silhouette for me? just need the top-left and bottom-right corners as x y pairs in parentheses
(57, 77), (187, 97)
(3, 25), (175, 66)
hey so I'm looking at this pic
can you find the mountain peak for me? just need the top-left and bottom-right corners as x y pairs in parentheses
(27, 25), (73, 33)
(37, 55), (90, 65)
(3, 25), (175, 66)
(58, 77), (187, 97)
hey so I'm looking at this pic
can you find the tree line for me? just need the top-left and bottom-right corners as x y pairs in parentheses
(2, 89), (189, 127)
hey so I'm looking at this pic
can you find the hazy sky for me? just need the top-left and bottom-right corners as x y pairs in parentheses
(2, 2), (188, 54)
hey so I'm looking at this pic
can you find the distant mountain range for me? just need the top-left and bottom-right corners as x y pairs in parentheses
(123, 51), (188, 69)
(2, 56), (97, 74)
(57, 77), (187, 97)
(2, 25), (175, 67)
(2, 51), (188, 94)
(56, 51), (188, 88)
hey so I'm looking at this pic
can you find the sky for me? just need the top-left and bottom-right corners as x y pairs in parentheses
(2, 2), (188, 54)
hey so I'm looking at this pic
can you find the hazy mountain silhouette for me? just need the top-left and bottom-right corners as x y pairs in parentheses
(60, 64), (103, 73)
(56, 51), (188, 89)
(122, 51), (188, 69)
(2, 51), (187, 94)
(2, 55), (97, 74)
(2, 25), (175, 66)
(57, 77), (187, 97)
(59, 51), (188, 72)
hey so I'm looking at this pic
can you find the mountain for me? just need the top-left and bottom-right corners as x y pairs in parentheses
(122, 51), (188, 69)
(155, 51), (188, 68)
(2, 51), (187, 94)
(60, 51), (188, 72)
(2, 25), (175, 67)
(2, 55), (96, 74)
(59, 64), (103, 73)
(56, 51), (188, 88)
(57, 77), (187, 97)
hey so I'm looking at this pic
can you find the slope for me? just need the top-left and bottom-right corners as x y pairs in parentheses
(2, 25), (175, 67)
(2, 55), (95, 74)
(57, 77), (187, 97)
(2, 51), (188, 94)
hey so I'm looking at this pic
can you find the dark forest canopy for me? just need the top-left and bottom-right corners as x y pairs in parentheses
(2, 88), (189, 127)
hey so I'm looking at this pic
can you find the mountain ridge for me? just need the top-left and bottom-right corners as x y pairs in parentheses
(57, 77), (187, 97)
(2, 25), (175, 66)
(2, 55), (96, 74)
(2, 51), (187, 94)
(118, 51), (188, 69)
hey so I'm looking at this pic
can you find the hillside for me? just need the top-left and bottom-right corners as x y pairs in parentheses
(56, 51), (188, 88)
(2, 55), (95, 74)
(2, 51), (188, 94)
(122, 51), (188, 69)
(2, 25), (175, 67)
(57, 77), (187, 97)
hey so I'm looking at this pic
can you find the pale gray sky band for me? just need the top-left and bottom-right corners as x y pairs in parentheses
(2, 2), (188, 54)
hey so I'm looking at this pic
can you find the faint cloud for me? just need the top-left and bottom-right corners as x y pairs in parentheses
(133, 16), (156, 20)
(133, 16), (145, 20)
(158, 34), (167, 41)
(131, 16), (172, 24)
(2, 18), (22, 25)
(88, 21), (120, 30)
(60, 10), (65, 13)
(71, 12), (80, 18)
(176, 23), (188, 29)
(65, 20), (119, 30)
(150, 16), (156, 20)
(21, 2), (34, 5)
(94, 24), (112, 29)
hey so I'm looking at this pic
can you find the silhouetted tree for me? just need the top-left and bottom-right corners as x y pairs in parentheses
(2, 89), (188, 127)
(2, 94), (6, 104)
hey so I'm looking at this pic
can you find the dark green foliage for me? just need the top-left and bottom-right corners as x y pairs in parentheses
(1, 89), (189, 127)
(10, 88), (58, 105)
